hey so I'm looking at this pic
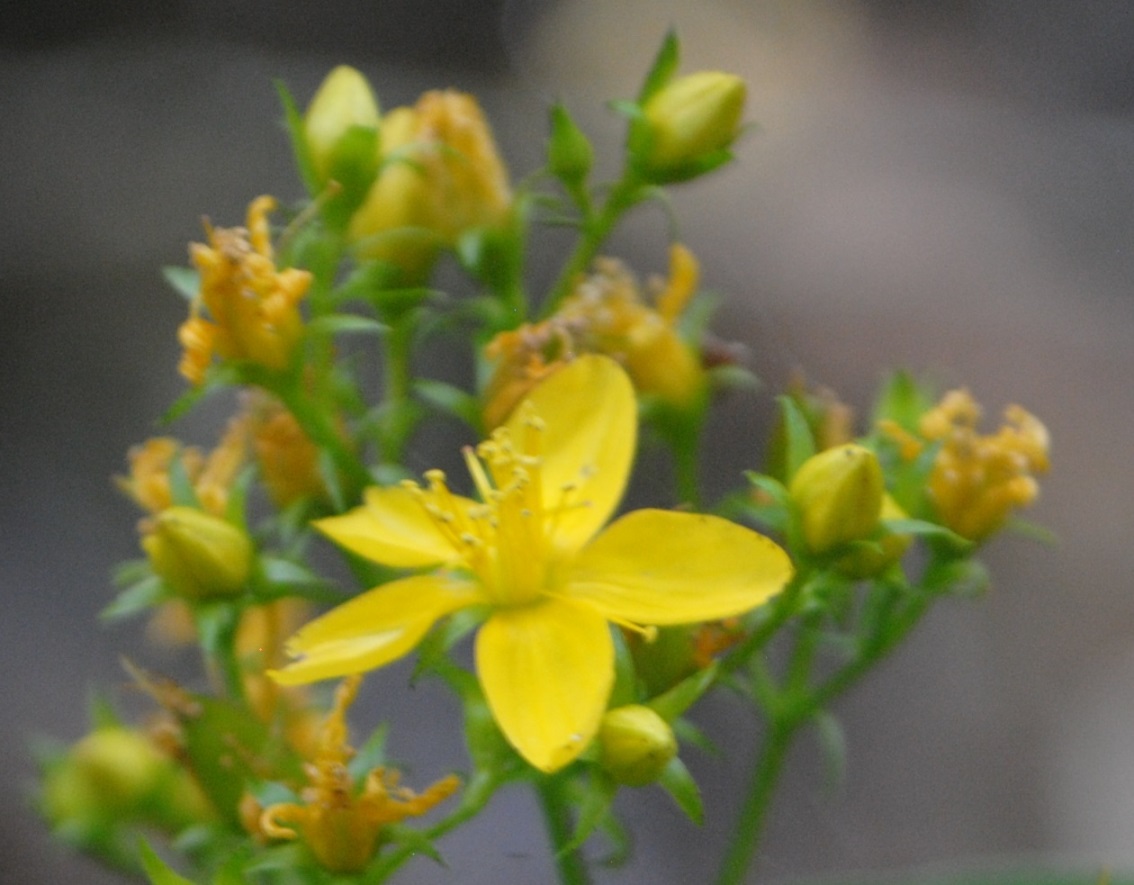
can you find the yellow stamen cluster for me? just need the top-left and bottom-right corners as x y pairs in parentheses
(257, 676), (458, 873)
(405, 406), (567, 608)
(179, 196), (311, 385)
(884, 389), (1050, 542)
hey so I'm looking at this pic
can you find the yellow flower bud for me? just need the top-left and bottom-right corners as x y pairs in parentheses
(598, 705), (677, 787)
(642, 71), (746, 176)
(790, 444), (884, 555)
(142, 506), (253, 600)
(304, 65), (381, 184)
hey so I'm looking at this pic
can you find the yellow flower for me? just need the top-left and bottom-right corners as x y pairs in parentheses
(348, 90), (512, 272)
(303, 65), (382, 185)
(257, 676), (458, 873)
(881, 389), (1050, 542)
(272, 356), (792, 771)
(179, 196), (311, 385)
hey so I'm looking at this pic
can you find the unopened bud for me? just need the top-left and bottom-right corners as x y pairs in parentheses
(304, 65), (381, 185)
(641, 71), (746, 177)
(143, 506), (252, 600)
(598, 705), (677, 787)
(790, 444), (884, 554)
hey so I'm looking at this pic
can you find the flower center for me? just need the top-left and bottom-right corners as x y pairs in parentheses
(408, 403), (581, 608)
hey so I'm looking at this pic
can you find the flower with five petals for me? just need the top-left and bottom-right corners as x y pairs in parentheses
(272, 355), (792, 772)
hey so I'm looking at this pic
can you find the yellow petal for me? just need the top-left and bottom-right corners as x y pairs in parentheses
(475, 598), (613, 772)
(271, 573), (480, 685)
(314, 485), (466, 568)
(511, 354), (636, 554)
(567, 510), (792, 625)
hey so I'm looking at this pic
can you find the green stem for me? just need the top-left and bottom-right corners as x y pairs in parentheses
(536, 774), (591, 885)
(541, 176), (644, 317)
(714, 716), (798, 885)
(274, 382), (370, 503)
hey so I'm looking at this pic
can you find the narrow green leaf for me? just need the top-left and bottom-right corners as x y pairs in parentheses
(162, 266), (200, 301)
(138, 839), (197, 885)
(306, 314), (388, 339)
(638, 30), (680, 102)
(657, 756), (703, 824)
(776, 394), (817, 480)
(647, 662), (718, 722)
(101, 575), (167, 622)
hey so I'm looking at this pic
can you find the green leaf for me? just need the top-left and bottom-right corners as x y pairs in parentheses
(657, 756), (702, 824)
(413, 378), (482, 431)
(647, 662), (718, 722)
(101, 574), (167, 622)
(306, 313), (388, 339)
(775, 394), (817, 480)
(560, 770), (619, 857)
(812, 710), (847, 792)
(871, 369), (935, 432)
(275, 79), (320, 197)
(138, 839), (197, 885)
(163, 266), (200, 301)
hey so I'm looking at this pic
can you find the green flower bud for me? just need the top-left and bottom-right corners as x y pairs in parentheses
(304, 65), (382, 185)
(641, 71), (746, 177)
(142, 506), (252, 600)
(598, 705), (677, 787)
(789, 444), (884, 554)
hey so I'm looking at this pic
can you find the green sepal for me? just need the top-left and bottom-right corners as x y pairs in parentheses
(163, 266), (200, 301)
(657, 756), (703, 824)
(318, 123), (381, 232)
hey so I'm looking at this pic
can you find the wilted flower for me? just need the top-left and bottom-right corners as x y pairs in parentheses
(256, 676), (458, 873)
(348, 90), (512, 273)
(179, 196), (311, 385)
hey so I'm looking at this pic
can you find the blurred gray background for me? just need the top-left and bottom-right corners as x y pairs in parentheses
(4, 1), (1134, 882)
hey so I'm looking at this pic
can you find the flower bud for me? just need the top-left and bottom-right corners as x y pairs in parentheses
(142, 506), (253, 600)
(641, 71), (746, 178)
(304, 65), (381, 185)
(598, 705), (677, 787)
(789, 444), (884, 555)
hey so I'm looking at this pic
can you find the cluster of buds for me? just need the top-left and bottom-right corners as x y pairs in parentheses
(303, 66), (513, 277)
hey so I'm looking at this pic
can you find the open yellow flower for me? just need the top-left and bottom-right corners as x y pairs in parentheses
(272, 355), (792, 772)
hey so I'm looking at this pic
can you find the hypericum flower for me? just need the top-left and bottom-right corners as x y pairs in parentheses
(141, 506), (253, 600)
(178, 196), (311, 385)
(256, 676), (458, 873)
(272, 355), (792, 771)
(884, 389), (1050, 542)
(481, 244), (705, 426)
(347, 90), (512, 273)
